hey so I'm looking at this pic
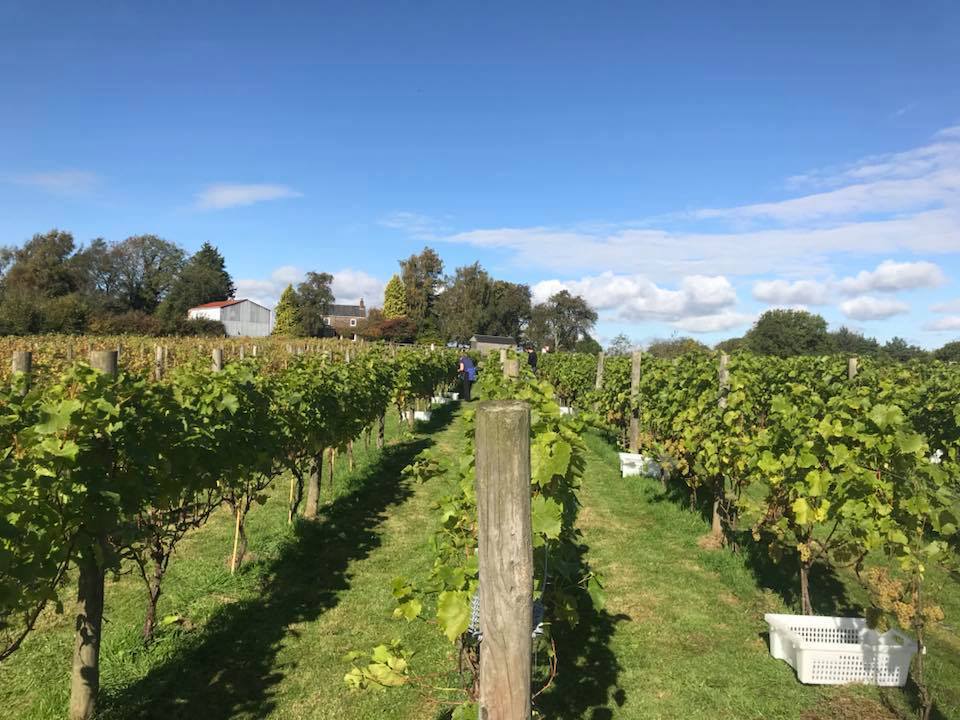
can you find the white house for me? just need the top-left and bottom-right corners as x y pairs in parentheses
(187, 299), (273, 337)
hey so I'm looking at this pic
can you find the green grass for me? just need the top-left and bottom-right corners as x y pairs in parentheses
(539, 430), (960, 720)
(1, 403), (957, 719)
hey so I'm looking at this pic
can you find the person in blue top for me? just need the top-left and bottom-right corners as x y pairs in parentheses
(458, 353), (477, 401)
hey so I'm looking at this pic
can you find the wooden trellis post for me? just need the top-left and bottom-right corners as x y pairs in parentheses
(848, 357), (858, 380)
(628, 351), (642, 453)
(475, 401), (533, 720)
(594, 351), (605, 391)
(12, 351), (32, 393)
(212, 348), (224, 372)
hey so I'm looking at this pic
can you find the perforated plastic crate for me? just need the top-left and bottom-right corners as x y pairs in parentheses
(764, 613), (918, 686)
(618, 452), (661, 478)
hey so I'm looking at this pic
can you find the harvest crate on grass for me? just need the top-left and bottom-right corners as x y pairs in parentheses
(764, 613), (918, 686)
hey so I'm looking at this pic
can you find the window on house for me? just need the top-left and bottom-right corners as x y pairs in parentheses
(350, 318), (357, 327)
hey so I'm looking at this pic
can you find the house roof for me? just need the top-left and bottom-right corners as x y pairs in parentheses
(189, 299), (243, 310)
(328, 304), (365, 317)
(470, 335), (515, 344)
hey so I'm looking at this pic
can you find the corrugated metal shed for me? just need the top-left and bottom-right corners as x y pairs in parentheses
(187, 299), (273, 337)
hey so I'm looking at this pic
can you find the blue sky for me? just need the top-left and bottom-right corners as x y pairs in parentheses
(2, 1), (959, 347)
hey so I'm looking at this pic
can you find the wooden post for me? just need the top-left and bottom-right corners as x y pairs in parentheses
(154, 345), (164, 381)
(212, 348), (224, 372)
(499, 347), (508, 366)
(503, 358), (520, 378)
(377, 414), (385, 449)
(239, 344), (245, 360)
(718, 352), (730, 409)
(304, 450), (323, 519)
(11, 351), (32, 393)
(252, 345), (258, 358)
(476, 401), (532, 720)
(628, 351), (642, 454)
(848, 357), (858, 381)
(66, 345), (75, 363)
(70, 351), (117, 720)
(712, 352), (731, 542)
(89, 350), (118, 376)
(594, 351), (605, 391)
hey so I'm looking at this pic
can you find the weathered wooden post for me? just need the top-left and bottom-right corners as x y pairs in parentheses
(594, 351), (605, 391)
(628, 351), (642, 454)
(718, 352), (730, 409)
(252, 344), (258, 358)
(503, 358), (520, 379)
(212, 348), (224, 372)
(499, 347), (508, 366)
(848, 357), (858, 381)
(154, 345), (164, 381)
(70, 351), (117, 720)
(12, 351), (32, 393)
(475, 401), (533, 720)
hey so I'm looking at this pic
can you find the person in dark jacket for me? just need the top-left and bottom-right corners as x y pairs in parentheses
(458, 353), (477, 401)
(526, 346), (538, 373)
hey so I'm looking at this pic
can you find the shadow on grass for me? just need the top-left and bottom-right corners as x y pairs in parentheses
(533, 542), (629, 720)
(98, 410), (455, 720)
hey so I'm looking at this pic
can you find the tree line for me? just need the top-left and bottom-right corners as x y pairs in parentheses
(272, 246), (601, 349)
(0, 230), (235, 336)
(607, 309), (959, 361)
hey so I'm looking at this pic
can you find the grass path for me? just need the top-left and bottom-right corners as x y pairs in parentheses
(540, 430), (958, 720)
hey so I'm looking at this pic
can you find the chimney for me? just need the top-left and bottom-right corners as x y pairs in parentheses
(359, 297), (365, 315)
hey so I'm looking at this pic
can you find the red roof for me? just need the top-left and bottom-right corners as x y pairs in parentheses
(189, 299), (244, 310)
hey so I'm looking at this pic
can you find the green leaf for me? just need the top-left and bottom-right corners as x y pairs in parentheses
(393, 598), (422, 622)
(436, 591), (471, 642)
(792, 497), (811, 525)
(531, 495), (563, 540)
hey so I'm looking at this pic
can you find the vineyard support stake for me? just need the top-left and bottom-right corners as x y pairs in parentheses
(11, 350), (32, 393)
(69, 351), (117, 720)
(628, 351), (642, 454)
(476, 401), (533, 720)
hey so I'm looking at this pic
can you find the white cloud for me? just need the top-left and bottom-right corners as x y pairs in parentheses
(839, 296), (911, 321)
(673, 312), (755, 333)
(424, 127), (960, 279)
(753, 279), (830, 305)
(330, 269), (385, 305)
(931, 298), (960, 314)
(195, 183), (302, 210)
(379, 211), (449, 239)
(235, 266), (384, 310)
(924, 316), (960, 331)
(838, 260), (946, 294)
(531, 272), (745, 333)
(9, 170), (100, 196)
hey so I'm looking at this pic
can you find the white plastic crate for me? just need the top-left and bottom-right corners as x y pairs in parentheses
(431, 396), (449, 405)
(764, 613), (918, 686)
(618, 452), (661, 478)
(413, 410), (432, 422)
(559, 406), (576, 416)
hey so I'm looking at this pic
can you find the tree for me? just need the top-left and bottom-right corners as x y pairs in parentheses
(110, 235), (185, 312)
(880, 336), (928, 362)
(574, 334), (603, 354)
(296, 272), (334, 337)
(933, 340), (960, 362)
(382, 274), (407, 319)
(399, 247), (443, 335)
(482, 280), (531, 342)
(715, 336), (745, 353)
(157, 242), (235, 321)
(527, 290), (598, 351)
(744, 309), (831, 357)
(646, 337), (709, 359)
(829, 326), (880, 355)
(272, 285), (302, 336)
(1, 229), (82, 298)
(435, 263), (492, 345)
(606, 334), (634, 356)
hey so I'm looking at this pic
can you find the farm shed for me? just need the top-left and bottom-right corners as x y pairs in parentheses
(470, 334), (516, 354)
(188, 299), (273, 337)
